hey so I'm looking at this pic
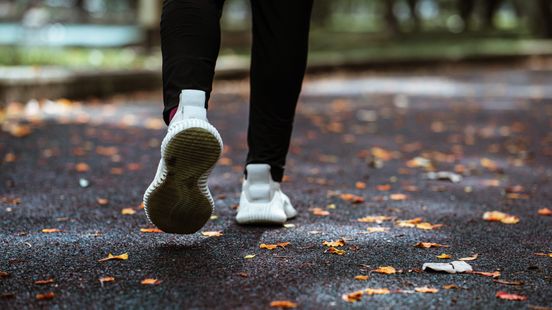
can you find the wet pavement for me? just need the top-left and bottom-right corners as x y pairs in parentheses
(1, 68), (552, 309)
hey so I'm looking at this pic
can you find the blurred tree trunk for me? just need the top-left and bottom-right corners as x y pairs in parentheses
(458, 0), (476, 31)
(483, 0), (501, 29)
(407, 0), (421, 31)
(523, 0), (552, 38)
(383, 0), (401, 35)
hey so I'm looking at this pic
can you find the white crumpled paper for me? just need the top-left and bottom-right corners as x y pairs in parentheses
(422, 261), (473, 274)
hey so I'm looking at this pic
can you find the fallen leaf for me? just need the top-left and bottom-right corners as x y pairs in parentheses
(443, 284), (460, 289)
(9, 123), (32, 138)
(141, 278), (161, 285)
(342, 290), (364, 303)
(260, 242), (289, 250)
(0, 271), (9, 278)
(309, 208), (330, 216)
(75, 162), (90, 172)
(390, 193), (407, 201)
(496, 291), (527, 301)
(98, 253), (128, 262)
(326, 247), (346, 255)
(99, 276), (115, 284)
(323, 239), (346, 247)
(34, 279), (54, 285)
(415, 222), (444, 230)
(269, 300), (297, 308)
(372, 266), (396, 274)
(493, 279), (524, 286)
(534, 252), (552, 257)
(355, 182), (367, 189)
(366, 227), (389, 233)
(357, 215), (392, 223)
(437, 253), (452, 259)
(538, 208), (552, 216)
(414, 242), (448, 249)
(41, 228), (62, 233)
(483, 211), (519, 224)
(396, 217), (423, 227)
(96, 198), (109, 206)
(354, 275), (369, 281)
(201, 231), (223, 237)
(244, 254), (256, 259)
(140, 228), (163, 233)
(121, 208), (136, 215)
(468, 271), (501, 278)
(376, 184), (392, 191)
(36, 292), (55, 300)
(340, 193), (365, 203)
(415, 287), (439, 293)
(459, 254), (479, 261)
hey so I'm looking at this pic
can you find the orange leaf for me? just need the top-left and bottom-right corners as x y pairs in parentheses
(443, 284), (460, 290)
(326, 247), (346, 255)
(340, 193), (364, 203)
(437, 253), (451, 259)
(496, 291), (527, 301)
(364, 288), (391, 295)
(415, 222), (444, 230)
(376, 184), (391, 191)
(415, 287), (439, 293)
(390, 193), (407, 201)
(355, 182), (366, 189)
(36, 292), (55, 300)
(260, 244), (277, 250)
(34, 279), (54, 285)
(493, 279), (523, 286)
(141, 278), (161, 285)
(140, 228), (163, 233)
(468, 271), (500, 278)
(96, 198), (109, 206)
(322, 239), (346, 247)
(538, 208), (552, 216)
(354, 275), (369, 281)
(269, 300), (297, 308)
(534, 252), (552, 257)
(414, 242), (448, 249)
(310, 208), (330, 216)
(483, 211), (519, 224)
(41, 228), (62, 233)
(357, 216), (392, 223)
(75, 162), (90, 172)
(98, 253), (128, 262)
(342, 290), (364, 303)
(201, 231), (223, 237)
(372, 266), (396, 274)
(459, 254), (479, 261)
(121, 208), (136, 215)
(99, 276), (115, 284)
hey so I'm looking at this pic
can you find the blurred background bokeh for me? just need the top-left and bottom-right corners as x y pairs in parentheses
(2, 0), (552, 69)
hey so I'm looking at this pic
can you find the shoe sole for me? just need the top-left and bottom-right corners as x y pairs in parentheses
(143, 119), (222, 234)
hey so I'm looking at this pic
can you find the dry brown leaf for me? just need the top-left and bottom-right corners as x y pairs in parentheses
(340, 193), (365, 204)
(9, 124), (32, 138)
(326, 247), (346, 255)
(0, 271), (9, 278)
(141, 278), (161, 285)
(34, 279), (54, 285)
(415, 222), (444, 230)
(366, 227), (389, 233)
(534, 252), (552, 257)
(41, 228), (62, 233)
(376, 184), (392, 191)
(96, 198), (109, 206)
(201, 231), (223, 237)
(342, 290), (364, 303)
(140, 228), (163, 233)
(396, 218), (423, 227)
(436, 253), (452, 259)
(309, 208), (330, 216)
(415, 287), (439, 293)
(260, 242), (289, 250)
(354, 275), (369, 281)
(459, 254), (479, 261)
(357, 216), (392, 223)
(538, 208), (552, 216)
(493, 279), (524, 286)
(36, 292), (55, 300)
(372, 266), (396, 274)
(98, 253), (128, 262)
(75, 162), (90, 172)
(468, 271), (501, 278)
(483, 211), (520, 224)
(99, 276), (115, 284)
(390, 193), (407, 201)
(364, 288), (391, 295)
(443, 284), (460, 290)
(414, 242), (448, 249)
(496, 291), (527, 301)
(121, 208), (136, 215)
(322, 239), (346, 247)
(355, 182), (366, 189)
(269, 300), (297, 308)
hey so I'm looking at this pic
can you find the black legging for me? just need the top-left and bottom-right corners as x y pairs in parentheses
(161, 0), (313, 182)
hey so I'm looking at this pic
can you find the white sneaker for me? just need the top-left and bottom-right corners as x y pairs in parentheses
(236, 164), (297, 225)
(143, 90), (223, 234)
